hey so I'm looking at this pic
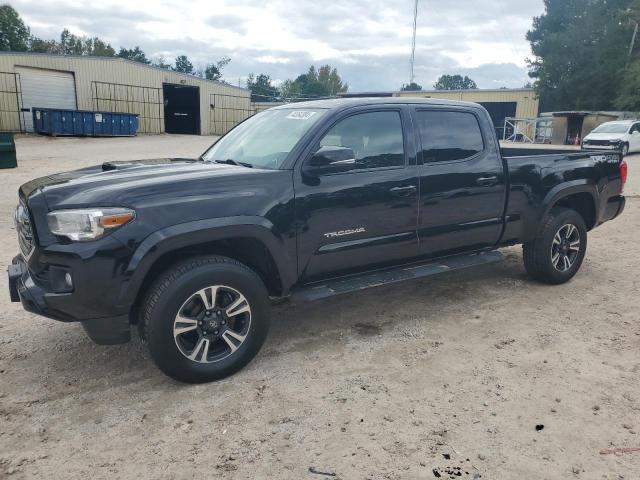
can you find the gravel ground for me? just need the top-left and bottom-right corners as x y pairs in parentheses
(1, 135), (639, 480)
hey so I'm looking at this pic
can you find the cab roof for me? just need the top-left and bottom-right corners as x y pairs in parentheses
(270, 97), (482, 111)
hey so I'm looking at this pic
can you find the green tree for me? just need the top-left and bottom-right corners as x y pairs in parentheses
(527, 0), (633, 111)
(317, 65), (348, 95)
(118, 46), (150, 64)
(203, 56), (230, 81)
(283, 65), (348, 99)
(247, 73), (279, 101)
(401, 82), (422, 91)
(433, 74), (477, 90)
(29, 36), (59, 53)
(615, 59), (640, 110)
(57, 29), (115, 56)
(88, 37), (115, 56)
(173, 55), (194, 74)
(0, 5), (30, 51)
(152, 55), (172, 70)
(278, 79), (301, 100)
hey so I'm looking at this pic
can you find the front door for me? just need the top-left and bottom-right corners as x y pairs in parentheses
(412, 106), (506, 257)
(294, 107), (420, 282)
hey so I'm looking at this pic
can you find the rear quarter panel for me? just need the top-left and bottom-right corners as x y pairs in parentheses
(501, 150), (622, 244)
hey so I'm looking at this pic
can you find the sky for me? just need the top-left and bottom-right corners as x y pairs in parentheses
(11, 0), (546, 92)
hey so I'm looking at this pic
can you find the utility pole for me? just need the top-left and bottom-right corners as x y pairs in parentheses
(409, 0), (419, 84)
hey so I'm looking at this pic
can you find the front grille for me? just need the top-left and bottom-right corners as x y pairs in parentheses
(586, 140), (612, 146)
(15, 201), (35, 259)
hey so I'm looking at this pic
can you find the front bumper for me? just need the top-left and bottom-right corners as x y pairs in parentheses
(7, 255), (131, 345)
(582, 144), (621, 151)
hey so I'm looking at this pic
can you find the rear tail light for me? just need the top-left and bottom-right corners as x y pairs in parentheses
(620, 159), (628, 193)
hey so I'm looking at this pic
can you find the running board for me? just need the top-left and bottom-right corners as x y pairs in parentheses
(292, 251), (504, 302)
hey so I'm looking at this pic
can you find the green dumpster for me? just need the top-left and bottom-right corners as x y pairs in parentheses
(0, 134), (17, 169)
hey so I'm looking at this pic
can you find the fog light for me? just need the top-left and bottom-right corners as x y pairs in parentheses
(64, 272), (73, 288)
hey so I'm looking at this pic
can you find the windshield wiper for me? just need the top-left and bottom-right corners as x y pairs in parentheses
(213, 158), (253, 168)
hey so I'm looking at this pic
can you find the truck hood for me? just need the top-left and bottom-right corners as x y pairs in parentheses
(20, 158), (277, 210)
(584, 133), (626, 141)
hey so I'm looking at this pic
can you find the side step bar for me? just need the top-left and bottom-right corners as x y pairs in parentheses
(292, 251), (504, 302)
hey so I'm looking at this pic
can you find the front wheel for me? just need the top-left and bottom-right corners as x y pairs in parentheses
(141, 256), (270, 383)
(621, 143), (629, 157)
(522, 207), (587, 284)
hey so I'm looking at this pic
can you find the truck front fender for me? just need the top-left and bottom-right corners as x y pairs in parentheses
(115, 216), (297, 307)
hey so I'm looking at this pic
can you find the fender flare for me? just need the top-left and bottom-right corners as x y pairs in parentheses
(116, 216), (297, 306)
(540, 180), (599, 221)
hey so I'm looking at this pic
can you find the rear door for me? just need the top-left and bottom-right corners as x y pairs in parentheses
(412, 106), (506, 257)
(294, 106), (420, 281)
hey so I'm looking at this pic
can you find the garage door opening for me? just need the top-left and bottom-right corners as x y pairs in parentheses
(163, 83), (200, 135)
(16, 66), (77, 132)
(479, 101), (517, 139)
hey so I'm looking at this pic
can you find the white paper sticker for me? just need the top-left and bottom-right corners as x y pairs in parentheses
(95, 113), (103, 123)
(35, 111), (41, 120)
(286, 111), (316, 120)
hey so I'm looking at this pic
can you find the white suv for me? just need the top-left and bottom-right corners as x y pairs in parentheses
(582, 120), (640, 157)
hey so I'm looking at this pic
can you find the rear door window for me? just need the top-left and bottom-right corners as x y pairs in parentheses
(415, 110), (485, 163)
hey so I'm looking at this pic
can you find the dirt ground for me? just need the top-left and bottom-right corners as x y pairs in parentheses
(1, 135), (639, 480)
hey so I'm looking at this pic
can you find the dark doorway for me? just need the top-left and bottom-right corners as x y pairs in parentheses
(478, 102), (517, 139)
(566, 115), (585, 145)
(163, 83), (200, 134)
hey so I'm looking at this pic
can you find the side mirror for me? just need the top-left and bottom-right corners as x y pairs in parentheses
(632, 130), (639, 136)
(303, 146), (356, 176)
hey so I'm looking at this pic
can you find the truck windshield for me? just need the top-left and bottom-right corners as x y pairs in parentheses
(202, 108), (327, 169)
(592, 123), (629, 134)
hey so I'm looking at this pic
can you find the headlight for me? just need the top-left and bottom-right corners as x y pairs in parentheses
(47, 208), (135, 241)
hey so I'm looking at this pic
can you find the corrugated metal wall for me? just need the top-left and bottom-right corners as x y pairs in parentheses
(0, 53), (251, 135)
(396, 89), (539, 119)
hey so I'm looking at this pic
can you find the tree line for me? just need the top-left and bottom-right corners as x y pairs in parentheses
(0, 5), (230, 80)
(246, 65), (348, 102)
(400, 75), (479, 92)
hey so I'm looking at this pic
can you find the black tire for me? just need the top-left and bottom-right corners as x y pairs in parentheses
(522, 207), (587, 285)
(621, 143), (629, 157)
(140, 256), (270, 383)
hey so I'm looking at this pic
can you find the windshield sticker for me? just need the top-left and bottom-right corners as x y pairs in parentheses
(286, 111), (317, 120)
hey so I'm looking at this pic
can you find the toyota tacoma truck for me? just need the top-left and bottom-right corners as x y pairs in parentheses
(8, 98), (627, 383)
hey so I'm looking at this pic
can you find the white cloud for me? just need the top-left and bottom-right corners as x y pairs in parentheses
(11, 0), (545, 90)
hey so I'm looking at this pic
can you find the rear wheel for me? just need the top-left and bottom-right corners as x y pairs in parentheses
(523, 207), (587, 284)
(141, 256), (270, 383)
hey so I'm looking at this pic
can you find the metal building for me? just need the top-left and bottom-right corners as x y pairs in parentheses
(396, 88), (540, 138)
(0, 52), (252, 135)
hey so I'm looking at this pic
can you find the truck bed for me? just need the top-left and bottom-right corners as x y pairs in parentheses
(499, 146), (624, 246)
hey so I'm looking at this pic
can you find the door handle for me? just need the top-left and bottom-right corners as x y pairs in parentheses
(389, 185), (417, 197)
(476, 176), (498, 186)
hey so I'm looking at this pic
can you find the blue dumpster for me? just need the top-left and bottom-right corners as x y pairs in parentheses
(32, 108), (138, 137)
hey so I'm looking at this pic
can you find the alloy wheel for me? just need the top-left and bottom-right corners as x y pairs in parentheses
(550, 223), (581, 272)
(173, 285), (251, 363)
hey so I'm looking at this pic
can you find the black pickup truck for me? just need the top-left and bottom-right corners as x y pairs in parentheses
(8, 98), (626, 383)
